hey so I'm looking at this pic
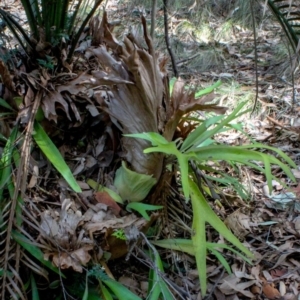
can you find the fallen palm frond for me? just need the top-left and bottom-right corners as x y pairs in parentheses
(267, 0), (300, 51)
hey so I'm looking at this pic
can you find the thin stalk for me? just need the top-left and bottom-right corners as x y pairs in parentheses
(0, 9), (34, 51)
(20, 0), (39, 38)
(68, 0), (84, 36)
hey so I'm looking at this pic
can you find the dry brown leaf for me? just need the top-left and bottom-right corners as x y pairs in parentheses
(224, 209), (252, 239)
(219, 274), (255, 298)
(48, 245), (93, 272)
(261, 277), (281, 299)
(94, 191), (121, 216)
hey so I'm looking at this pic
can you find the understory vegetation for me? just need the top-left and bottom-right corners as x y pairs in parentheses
(0, 0), (300, 299)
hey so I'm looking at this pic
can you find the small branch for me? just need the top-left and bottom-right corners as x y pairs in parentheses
(163, 0), (179, 77)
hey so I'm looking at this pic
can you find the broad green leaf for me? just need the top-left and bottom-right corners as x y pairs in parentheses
(126, 203), (163, 221)
(12, 230), (64, 277)
(33, 121), (82, 193)
(102, 278), (142, 300)
(87, 179), (123, 204)
(114, 161), (157, 202)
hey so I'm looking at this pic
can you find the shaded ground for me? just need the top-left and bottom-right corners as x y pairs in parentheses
(1, 0), (300, 299)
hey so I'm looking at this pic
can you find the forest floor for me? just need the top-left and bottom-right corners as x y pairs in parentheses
(2, 0), (300, 299)
(104, 2), (300, 300)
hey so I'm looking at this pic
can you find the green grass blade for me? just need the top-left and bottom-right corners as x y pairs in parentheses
(102, 278), (142, 300)
(195, 80), (222, 98)
(30, 273), (40, 300)
(0, 98), (14, 111)
(126, 203), (163, 221)
(209, 248), (232, 274)
(33, 122), (82, 193)
(12, 230), (64, 277)
(0, 126), (18, 199)
(100, 282), (114, 300)
(82, 273), (89, 300)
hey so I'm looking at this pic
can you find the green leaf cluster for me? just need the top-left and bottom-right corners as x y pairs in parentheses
(126, 101), (296, 296)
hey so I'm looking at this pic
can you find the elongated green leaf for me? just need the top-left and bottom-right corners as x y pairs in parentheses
(185, 101), (249, 153)
(30, 274), (40, 300)
(180, 115), (224, 152)
(193, 145), (296, 192)
(82, 274), (89, 300)
(152, 239), (195, 256)
(0, 126), (18, 199)
(125, 132), (169, 146)
(147, 249), (173, 300)
(190, 196), (207, 296)
(188, 179), (253, 295)
(195, 80), (222, 98)
(33, 122), (81, 193)
(152, 239), (251, 264)
(102, 278), (142, 300)
(0, 98), (14, 111)
(126, 203), (163, 221)
(12, 230), (64, 277)
(100, 283), (114, 300)
(189, 179), (254, 258)
(209, 248), (231, 274)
